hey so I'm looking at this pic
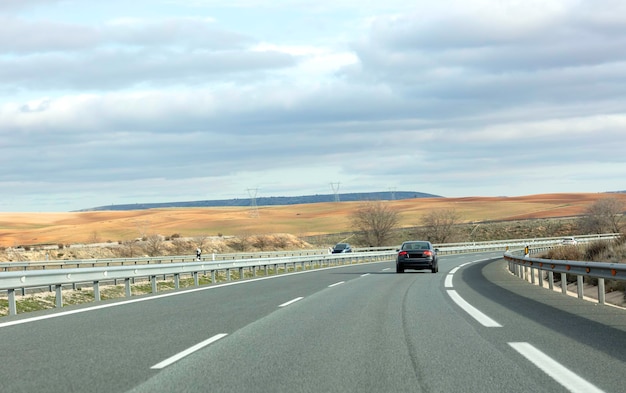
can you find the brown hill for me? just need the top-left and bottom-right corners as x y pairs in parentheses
(1, 193), (624, 248)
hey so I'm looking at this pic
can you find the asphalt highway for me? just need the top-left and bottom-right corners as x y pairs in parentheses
(1, 251), (624, 392)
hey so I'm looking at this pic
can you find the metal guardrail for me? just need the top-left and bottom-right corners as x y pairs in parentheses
(369, 233), (620, 254)
(2, 234), (617, 272)
(1, 234), (620, 316)
(0, 251), (395, 316)
(504, 243), (625, 306)
(0, 249), (331, 272)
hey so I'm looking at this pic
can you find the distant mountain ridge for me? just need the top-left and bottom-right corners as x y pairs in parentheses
(79, 191), (441, 211)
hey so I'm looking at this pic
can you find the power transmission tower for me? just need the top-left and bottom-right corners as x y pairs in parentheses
(247, 188), (259, 218)
(330, 182), (340, 202)
(389, 187), (396, 200)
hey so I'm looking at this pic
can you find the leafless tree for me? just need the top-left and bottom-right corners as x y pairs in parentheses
(134, 219), (151, 240)
(228, 233), (252, 252)
(119, 240), (139, 258)
(89, 231), (100, 244)
(144, 234), (164, 256)
(351, 201), (399, 247)
(580, 197), (625, 234)
(171, 238), (190, 255)
(422, 208), (461, 244)
(252, 235), (271, 251)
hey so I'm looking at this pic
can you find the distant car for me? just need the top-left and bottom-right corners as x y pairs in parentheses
(332, 243), (352, 253)
(562, 237), (577, 245)
(396, 241), (438, 273)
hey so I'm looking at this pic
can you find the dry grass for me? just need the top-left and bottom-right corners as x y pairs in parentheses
(2, 192), (623, 248)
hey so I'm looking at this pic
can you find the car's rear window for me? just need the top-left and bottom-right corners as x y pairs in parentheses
(335, 243), (348, 249)
(402, 242), (429, 250)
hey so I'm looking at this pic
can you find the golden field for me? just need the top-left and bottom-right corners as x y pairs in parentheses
(1, 193), (625, 248)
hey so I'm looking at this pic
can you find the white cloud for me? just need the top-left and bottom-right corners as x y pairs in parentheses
(1, 0), (626, 211)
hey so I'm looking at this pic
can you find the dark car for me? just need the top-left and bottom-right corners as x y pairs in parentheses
(396, 241), (438, 273)
(332, 243), (352, 253)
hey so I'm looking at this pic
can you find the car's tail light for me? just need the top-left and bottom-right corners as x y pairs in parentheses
(398, 251), (408, 257)
(423, 250), (433, 256)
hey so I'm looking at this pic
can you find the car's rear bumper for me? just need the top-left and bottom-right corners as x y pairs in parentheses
(398, 258), (435, 269)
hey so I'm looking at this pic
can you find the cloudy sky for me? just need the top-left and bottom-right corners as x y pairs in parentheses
(2, 0), (625, 212)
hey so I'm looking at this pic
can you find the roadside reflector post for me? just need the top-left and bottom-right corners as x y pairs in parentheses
(55, 284), (63, 308)
(94, 281), (101, 301)
(8, 288), (17, 316)
(150, 276), (157, 294)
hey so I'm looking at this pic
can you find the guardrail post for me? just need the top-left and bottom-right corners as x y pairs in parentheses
(227, 269), (231, 281)
(8, 288), (17, 316)
(174, 274), (180, 289)
(598, 278), (605, 305)
(530, 267), (536, 284)
(151, 276), (157, 294)
(577, 275), (584, 299)
(55, 284), (63, 308)
(94, 281), (101, 301)
(537, 269), (543, 287)
(548, 271), (554, 290)
(252, 266), (257, 277)
(560, 273), (567, 294)
(523, 265), (528, 281)
(211, 270), (216, 284)
(238, 267), (244, 280)
(193, 272), (199, 286)
(125, 278), (131, 297)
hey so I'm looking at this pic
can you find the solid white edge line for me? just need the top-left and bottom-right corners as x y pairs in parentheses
(279, 297), (303, 307)
(446, 290), (502, 327)
(328, 281), (345, 288)
(444, 275), (454, 288)
(151, 333), (228, 370)
(509, 342), (606, 393)
(361, 273), (370, 277)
